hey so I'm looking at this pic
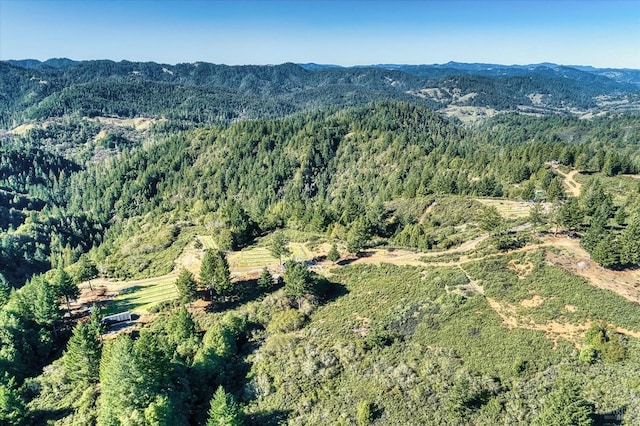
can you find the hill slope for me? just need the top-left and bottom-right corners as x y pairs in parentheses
(2, 59), (639, 129)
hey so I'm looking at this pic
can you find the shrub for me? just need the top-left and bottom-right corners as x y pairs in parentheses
(267, 309), (307, 334)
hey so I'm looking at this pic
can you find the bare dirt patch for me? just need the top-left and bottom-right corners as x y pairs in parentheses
(508, 259), (534, 279)
(487, 295), (640, 347)
(565, 304), (577, 313)
(544, 238), (640, 304)
(8, 123), (37, 136)
(90, 116), (156, 131)
(352, 314), (371, 337)
(487, 297), (591, 346)
(519, 294), (544, 308)
(547, 163), (582, 197)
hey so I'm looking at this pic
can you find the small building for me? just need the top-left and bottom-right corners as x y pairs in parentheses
(101, 311), (132, 325)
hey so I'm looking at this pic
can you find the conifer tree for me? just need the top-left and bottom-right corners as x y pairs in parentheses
(31, 275), (60, 332)
(268, 231), (291, 267)
(75, 255), (98, 291)
(63, 322), (101, 384)
(0, 379), (25, 426)
(175, 268), (198, 304)
(200, 250), (217, 300)
(207, 386), (242, 426)
(534, 380), (594, 426)
(52, 267), (79, 316)
(257, 267), (274, 290)
(619, 209), (640, 266)
(98, 335), (146, 425)
(327, 243), (340, 263)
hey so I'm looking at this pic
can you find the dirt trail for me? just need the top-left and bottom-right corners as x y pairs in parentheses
(548, 163), (582, 197)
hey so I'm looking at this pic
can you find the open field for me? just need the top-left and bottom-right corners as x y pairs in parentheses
(196, 235), (218, 249)
(90, 239), (317, 315)
(93, 275), (178, 315)
(475, 198), (550, 219)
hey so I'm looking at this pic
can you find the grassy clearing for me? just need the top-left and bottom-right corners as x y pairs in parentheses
(475, 198), (543, 219)
(197, 235), (218, 250)
(574, 172), (640, 205)
(104, 276), (177, 315)
(289, 242), (312, 260)
(228, 247), (278, 271)
(228, 242), (314, 272)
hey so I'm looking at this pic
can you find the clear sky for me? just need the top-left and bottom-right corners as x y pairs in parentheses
(1, 0), (639, 68)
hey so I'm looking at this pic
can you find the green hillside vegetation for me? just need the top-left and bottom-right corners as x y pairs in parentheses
(1, 62), (640, 425)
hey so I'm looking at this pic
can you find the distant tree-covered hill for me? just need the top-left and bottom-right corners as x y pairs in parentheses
(2, 59), (639, 128)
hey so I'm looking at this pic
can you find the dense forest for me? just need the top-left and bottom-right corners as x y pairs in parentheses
(2, 59), (640, 128)
(1, 59), (640, 425)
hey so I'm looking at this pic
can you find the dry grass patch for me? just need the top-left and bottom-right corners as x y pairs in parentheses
(475, 198), (546, 219)
(508, 259), (535, 278)
(519, 294), (544, 308)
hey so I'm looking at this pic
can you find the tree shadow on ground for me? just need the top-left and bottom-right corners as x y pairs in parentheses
(336, 250), (373, 266)
(595, 405), (626, 425)
(205, 278), (284, 313)
(245, 409), (292, 426)
(28, 408), (73, 425)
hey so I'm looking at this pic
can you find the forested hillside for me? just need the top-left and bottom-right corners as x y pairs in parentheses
(2, 59), (639, 129)
(1, 58), (640, 425)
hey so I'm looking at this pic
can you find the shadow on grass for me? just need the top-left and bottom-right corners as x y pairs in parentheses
(103, 297), (139, 315)
(205, 278), (284, 312)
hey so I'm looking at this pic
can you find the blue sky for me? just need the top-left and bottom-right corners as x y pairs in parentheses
(1, 0), (639, 68)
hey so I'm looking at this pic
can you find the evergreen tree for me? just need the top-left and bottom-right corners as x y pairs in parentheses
(144, 395), (175, 426)
(30, 275), (60, 332)
(581, 214), (608, 253)
(521, 180), (536, 201)
(528, 201), (547, 229)
(52, 267), (79, 316)
(619, 209), (640, 266)
(591, 235), (620, 269)
(75, 255), (98, 291)
(0, 274), (10, 307)
(534, 380), (594, 426)
(200, 249), (217, 300)
(546, 177), (566, 201)
(62, 322), (101, 384)
(175, 268), (198, 304)
(346, 219), (369, 254)
(478, 206), (504, 233)
(207, 386), (242, 426)
(167, 306), (197, 344)
(0, 379), (25, 426)
(257, 267), (274, 290)
(557, 198), (583, 231)
(327, 242), (340, 263)
(282, 261), (312, 306)
(356, 400), (373, 426)
(89, 303), (106, 338)
(268, 231), (291, 267)
(201, 250), (233, 301)
(98, 335), (146, 425)
(213, 251), (233, 300)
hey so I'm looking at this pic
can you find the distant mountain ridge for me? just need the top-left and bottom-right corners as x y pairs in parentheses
(2, 58), (639, 128)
